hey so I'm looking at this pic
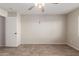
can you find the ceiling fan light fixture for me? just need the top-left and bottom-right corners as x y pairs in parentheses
(41, 3), (45, 6)
(38, 4), (42, 8)
(35, 3), (38, 6)
(35, 3), (45, 8)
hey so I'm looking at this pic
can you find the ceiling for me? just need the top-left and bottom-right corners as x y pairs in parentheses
(0, 3), (79, 15)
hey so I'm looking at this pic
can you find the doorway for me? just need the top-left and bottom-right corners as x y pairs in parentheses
(0, 16), (5, 46)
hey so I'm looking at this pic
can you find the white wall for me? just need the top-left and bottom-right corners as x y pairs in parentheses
(0, 8), (7, 17)
(67, 8), (79, 50)
(21, 15), (66, 44)
(17, 13), (21, 46)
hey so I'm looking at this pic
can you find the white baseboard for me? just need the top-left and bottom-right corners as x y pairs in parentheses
(21, 43), (66, 44)
(0, 45), (5, 47)
(67, 43), (79, 51)
(0, 43), (66, 47)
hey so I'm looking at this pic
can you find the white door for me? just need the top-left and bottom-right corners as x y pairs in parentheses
(5, 17), (17, 47)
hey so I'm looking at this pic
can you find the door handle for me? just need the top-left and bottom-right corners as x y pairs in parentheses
(14, 32), (17, 35)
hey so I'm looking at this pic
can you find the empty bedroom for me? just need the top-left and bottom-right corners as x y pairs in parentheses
(0, 3), (79, 56)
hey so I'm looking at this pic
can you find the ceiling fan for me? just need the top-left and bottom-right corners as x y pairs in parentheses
(28, 3), (59, 12)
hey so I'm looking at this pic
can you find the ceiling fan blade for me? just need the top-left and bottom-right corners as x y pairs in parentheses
(28, 6), (34, 10)
(41, 7), (44, 12)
